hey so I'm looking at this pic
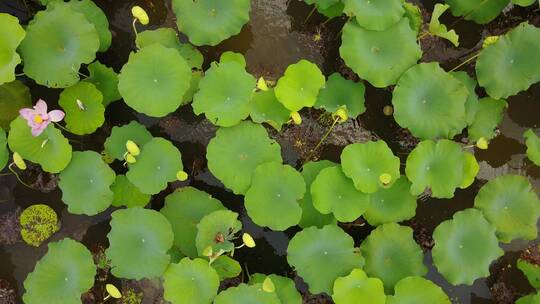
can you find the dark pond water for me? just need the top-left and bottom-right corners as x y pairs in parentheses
(0, 0), (540, 303)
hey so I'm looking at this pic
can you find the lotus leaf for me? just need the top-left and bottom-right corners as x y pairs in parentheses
(305, 0), (340, 10)
(214, 283), (281, 304)
(275, 60), (325, 112)
(332, 269), (386, 304)
(386, 276), (451, 304)
(299, 161), (337, 228)
(468, 97), (507, 141)
(220, 51), (247, 68)
(460, 152), (480, 189)
(315, 73), (366, 119)
(23, 239), (96, 304)
(0, 128), (7, 170)
(19, 204), (59, 247)
(206, 121), (282, 195)
(363, 177), (417, 226)
(163, 258), (219, 304)
(8, 117), (72, 173)
(111, 175), (151, 208)
(250, 89), (291, 131)
(106, 207), (174, 279)
(161, 187), (225, 257)
(192, 61), (256, 126)
(85, 61), (121, 106)
(525, 129), (540, 166)
(340, 18), (421, 88)
(517, 292), (540, 304)
(250, 274), (302, 304)
(403, 2), (422, 33)
(126, 137), (183, 195)
(341, 141), (400, 193)
(0, 80), (31, 130)
(172, 0), (251, 46)
(512, 0), (536, 5)
(182, 70), (203, 105)
(287, 225), (364, 294)
(428, 4), (459, 46)
(245, 162), (305, 230)
(195, 210), (242, 255)
(104, 120), (153, 161)
(19, 3), (99, 88)
(392, 63), (468, 139)
(58, 82), (105, 135)
(443, 0), (509, 24)
(342, 0), (404, 31)
(518, 258), (540, 289)
(451, 71), (479, 126)
(118, 44), (192, 117)
(432, 208), (503, 285)
(316, 2), (344, 18)
(212, 255), (242, 280)
(0, 13), (25, 85)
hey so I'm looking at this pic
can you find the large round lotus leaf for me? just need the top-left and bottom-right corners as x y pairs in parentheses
(474, 175), (540, 243)
(386, 276), (451, 304)
(0, 13), (25, 85)
(126, 137), (183, 195)
(392, 62), (468, 139)
(250, 89), (290, 131)
(287, 225), (364, 295)
(104, 120), (153, 161)
(343, 0), (404, 31)
(332, 269), (386, 304)
(443, 0), (509, 24)
(341, 141), (400, 194)
(172, 0), (251, 46)
(58, 151), (115, 215)
(58, 82), (104, 135)
(275, 60), (325, 112)
(452, 71), (479, 126)
(299, 161), (337, 228)
(525, 129), (540, 166)
(161, 187), (225, 257)
(214, 283), (281, 304)
(106, 207), (174, 279)
(192, 61), (255, 126)
(206, 121), (282, 195)
(8, 117), (72, 173)
(468, 97), (507, 141)
(250, 274), (302, 304)
(0, 128), (7, 170)
(23, 239), (96, 304)
(110, 175), (151, 208)
(340, 18), (421, 88)
(195, 210), (242, 255)
(432, 208), (503, 285)
(19, 3), (99, 88)
(211, 255), (241, 280)
(20, 204), (59, 247)
(311, 166), (370, 222)
(360, 223), (426, 292)
(118, 43), (192, 117)
(245, 162), (305, 230)
(85, 61), (121, 106)
(163, 258), (219, 304)
(0, 80), (31, 130)
(363, 177), (417, 226)
(315, 73), (366, 118)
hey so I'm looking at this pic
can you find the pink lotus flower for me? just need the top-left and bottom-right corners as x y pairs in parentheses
(19, 99), (65, 137)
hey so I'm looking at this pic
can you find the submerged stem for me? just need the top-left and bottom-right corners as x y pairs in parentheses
(304, 116), (340, 164)
(303, 6), (317, 24)
(335, 16), (352, 39)
(449, 53), (479, 72)
(8, 163), (35, 190)
(417, 31), (430, 41)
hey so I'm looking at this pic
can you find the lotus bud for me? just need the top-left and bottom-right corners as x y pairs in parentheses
(131, 6), (149, 25)
(379, 173), (392, 185)
(202, 245), (213, 257)
(125, 153), (137, 164)
(176, 170), (189, 181)
(476, 137), (489, 150)
(333, 107), (348, 123)
(242, 233), (256, 248)
(291, 112), (302, 125)
(482, 36), (499, 48)
(13, 152), (26, 170)
(105, 284), (122, 299)
(126, 140), (140, 156)
(262, 277), (275, 293)
(257, 77), (269, 91)
(383, 105), (394, 116)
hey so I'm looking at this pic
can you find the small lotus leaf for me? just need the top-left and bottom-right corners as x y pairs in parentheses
(250, 89), (291, 131)
(342, 0), (404, 31)
(20, 204), (59, 247)
(517, 292), (540, 304)
(299, 161), (337, 228)
(250, 274), (302, 304)
(182, 71), (202, 105)
(106, 207), (174, 279)
(451, 71), (479, 126)
(363, 177), (417, 226)
(443, 0), (509, 24)
(460, 152), (479, 189)
(468, 97), (507, 141)
(0, 80), (31, 130)
(525, 129), (540, 166)
(305, 0), (340, 10)
(214, 283), (281, 304)
(0, 128), (7, 170)
(0, 13), (25, 85)
(179, 44), (204, 70)
(220, 51), (247, 68)
(512, 0), (536, 5)
(315, 73), (366, 118)
(518, 258), (540, 289)
(212, 255), (242, 280)
(195, 210), (242, 256)
(111, 175), (151, 208)
(386, 276), (451, 304)
(163, 258), (219, 304)
(403, 2), (422, 33)
(316, 2), (345, 18)
(432, 208), (503, 285)
(428, 4), (459, 46)
(58, 82), (105, 135)
(332, 269), (386, 304)
(85, 61), (121, 106)
(287, 225), (364, 294)
(275, 59), (325, 112)
(104, 120), (153, 161)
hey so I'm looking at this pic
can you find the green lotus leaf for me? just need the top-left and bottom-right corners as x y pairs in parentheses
(512, 0), (536, 5)
(126, 137), (183, 195)
(20, 204), (59, 247)
(315, 73), (366, 119)
(340, 18), (421, 88)
(0, 13), (25, 85)
(474, 175), (540, 243)
(432, 208), (503, 285)
(305, 0), (340, 10)
(119, 43), (192, 117)
(106, 207), (174, 279)
(468, 97), (507, 141)
(8, 117), (72, 173)
(517, 292), (540, 304)
(451, 71), (479, 126)
(392, 62), (468, 139)
(360, 223), (426, 292)
(195, 210), (242, 255)
(311, 166), (370, 222)
(182, 70), (203, 105)
(0, 80), (31, 130)
(19, 3), (99, 88)
(111, 175), (151, 208)
(103, 120), (153, 161)
(23, 239), (96, 304)
(386, 276), (451, 304)
(332, 269), (386, 304)
(163, 258), (219, 304)
(443, 0), (509, 24)
(212, 255), (242, 280)
(250, 274), (302, 304)
(343, 0), (404, 31)
(58, 82), (105, 135)
(403, 2), (422, 33)
(250, 89), (290, 131)
(524, 129), (540, 166)
(161, 187), (225, 257)
(85, 61), (121, 106)
(58, 151), (115, 215)
(193, 61), (256, 126)
(299, 161), (337, 228)
(363, 177), (417, 226)
(428, 4), (459, 47)
(287, 225), (364, 294)
(206, 121), (282, 195)
(214, 283), (281, 304)
(341, 141), (400, 194)
(179, 44), (205, 70)
(316, 2), (344, 18)
(0, 128), (7, 170)
(220, 51), (247, 68)
(275, 59), (325, 112)
(172, 0), (251, 46)
(518, 258), (540, 289)
(476, 22), (540, 98)
(245, 162), (305, 230)
(460, 152), (479, 189)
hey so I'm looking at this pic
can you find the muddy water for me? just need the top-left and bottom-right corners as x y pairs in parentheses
(0, 0), (539, 303)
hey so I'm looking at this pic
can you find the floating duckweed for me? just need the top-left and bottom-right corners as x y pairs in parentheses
(20, 204), (59, 247)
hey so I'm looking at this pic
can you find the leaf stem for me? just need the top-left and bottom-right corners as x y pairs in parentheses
(8, 163), (35, 190)
(132, 19), (140, 49)
(335, 16), (352, 39)
(449, 53), (479, 72)
(417, 31), (430, 41)
(303, 6), (317, 24)
(304, 116), (340, 164)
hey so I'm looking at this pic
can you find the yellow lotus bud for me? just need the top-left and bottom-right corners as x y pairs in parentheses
(105, 284), (122, 299)
(333, 107), (348, 122)
(131, 6), (149, 25)
(202, 246), (213, 257)
(257, 77), (269, 91)
(482, 36), (499, 48)
(291, 112), (302, 125)
(379, 173), (392, 185)
(176, 170), (188, 181)
(242, 233), (256, 248)
(262, 277), (275, 293)
(125, 153), (136, 164)
(13, 152), (26, 170)
(125, 140), (140, 156)
(476, 137), (489, 150)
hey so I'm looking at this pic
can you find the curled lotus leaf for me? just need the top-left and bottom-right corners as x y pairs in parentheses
(0, 80), (31, 130)
(0, 13), (25, 85)
(342, 0), (404, 31)
(332, 269), (386, 304)
(363, 177), (417, 226)
(182, 70), (203, 105)
(85, 61), (121, 106)
(432, 208), (503, 285)
(106, 207), (174, 279)
(58, 151), (115, 215)
(517, 258), (540, 289)
(0, 128), (7, 170)
(214, 283), (281, 304)
(275, 59), (325, 112)
(245, 162), (305, 230)
(443, 0), (509, 24)
(163, 258), (220, 304)
(20, 204), (59, 247)
(250, 274), (302, 304)
(428, 4), (459, 47)
(104, 120), (153, 161)
(468, 97), (507, 141)
(460, 152), (479, 189)
(220, 51), (247, 68)
(110, 175), (151, 208)
(403, 2), (422, 33)
(315, 73), (366, 119)
(386, 276), (451, 304)
(451, 71), (479, 126)
(250, 89), (291, 131)
(212, 255), (242, 280)
(195, 210), (242, 256)
(287, 225), (364, 295)
(299, 161), (337, 228)
(23, 239), (96, 304)
(58, 82), (105, 135)
(524, 129), (540, 166)
(340, 18), (421, 88)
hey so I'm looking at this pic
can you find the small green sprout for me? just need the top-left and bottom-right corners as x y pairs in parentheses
(290, 111), (302, 125)
(131, 6), (149, 25)
(257, 77), (269, 91)
(125, 140), (140, 156)
(242, 233), (256, 248)
(176, 170), (188, 181)
(476, 137), (489, 150)
(262, 277), (275, 293)
(13, 151), (26, 170)
(105, 283), (122, 300)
